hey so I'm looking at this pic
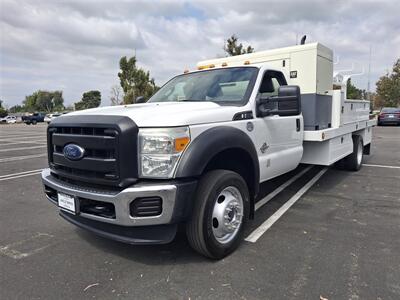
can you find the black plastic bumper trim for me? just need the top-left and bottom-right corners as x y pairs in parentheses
(60, 212), (177, 245)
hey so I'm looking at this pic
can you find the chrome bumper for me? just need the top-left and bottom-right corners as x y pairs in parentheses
(41, 168), (178, 227)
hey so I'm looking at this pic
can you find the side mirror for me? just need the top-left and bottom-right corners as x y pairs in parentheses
(257, 85), (301, 117)
(135, 96), (146, 104)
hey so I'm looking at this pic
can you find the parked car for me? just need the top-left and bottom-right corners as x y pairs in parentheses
(22, 112), (46, 125)
(44, 113), (62, 124)
(0, 116), (17, 124)
(377, 107), (400, 126)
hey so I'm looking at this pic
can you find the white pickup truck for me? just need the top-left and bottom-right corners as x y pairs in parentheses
(42, 42), (375, 259)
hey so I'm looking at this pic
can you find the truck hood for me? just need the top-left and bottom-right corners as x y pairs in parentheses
(65, 102), (242, 127)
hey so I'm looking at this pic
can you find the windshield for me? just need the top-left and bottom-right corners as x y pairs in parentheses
(381, 108), (399, 113)
(148, 67), (258, 106)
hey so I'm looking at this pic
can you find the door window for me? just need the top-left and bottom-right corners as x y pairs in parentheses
(258, 71), (287, 111)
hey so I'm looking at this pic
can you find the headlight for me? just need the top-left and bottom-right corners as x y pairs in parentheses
(138, 127), (190, 178)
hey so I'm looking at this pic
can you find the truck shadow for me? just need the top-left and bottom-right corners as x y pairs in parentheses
(75, 226), (209, 265)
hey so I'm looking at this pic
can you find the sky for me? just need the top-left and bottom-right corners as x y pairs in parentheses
(1, 0), (399, 107)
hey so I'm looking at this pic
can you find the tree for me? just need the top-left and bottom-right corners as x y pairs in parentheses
(0, 99), (7, 117)
(224, 35), (255, 56)
(372, 93), (385, 110)
(9, 105), (24, 113)
(36, 91), (64, 112)
(23, 90), (64, 112)
(118, 56), (158, 104)
(376, 59), (400, 108)
(346, 79), (364, 99)
(74, 90), (101, 110)
(110, 85), (123, 106)
(23, 92), (39, 112)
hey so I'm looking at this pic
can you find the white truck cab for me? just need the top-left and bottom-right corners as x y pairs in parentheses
(42, 42), (375, 258)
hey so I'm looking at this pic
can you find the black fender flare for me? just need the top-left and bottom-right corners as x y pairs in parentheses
(175, 126), (260, 199)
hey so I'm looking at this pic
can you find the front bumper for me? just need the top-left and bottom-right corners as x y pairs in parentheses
(41, 169), (197, 244)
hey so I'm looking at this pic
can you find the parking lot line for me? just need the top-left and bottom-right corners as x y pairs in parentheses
(0, 141), (46, 146)
(0, 145), (46, 152)
(0, 169), (43, 179)
(0, 135), (46, 142)
(363, 164), (400, 169)
(0, 171), (42, 181)
(0, 153), (47, 163)
(0, 233), (54, 260)
(245, 167), (328, 243)
(255, 166), (313, 211)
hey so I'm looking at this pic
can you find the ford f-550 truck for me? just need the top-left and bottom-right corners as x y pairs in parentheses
(42, 42), (375, 259)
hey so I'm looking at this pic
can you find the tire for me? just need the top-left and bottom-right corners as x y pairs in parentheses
(344, 135), (363, 171)
(186, 170), (250, 259)
(32, 120), (37, 125)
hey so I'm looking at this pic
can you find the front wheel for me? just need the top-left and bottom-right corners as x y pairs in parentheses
(186, 170), (249, 259)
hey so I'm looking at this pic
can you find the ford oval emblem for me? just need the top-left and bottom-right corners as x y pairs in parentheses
(63, 144), (85, 161)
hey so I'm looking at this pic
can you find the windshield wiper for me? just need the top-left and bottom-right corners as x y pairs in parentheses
(179, 99), (204, 102)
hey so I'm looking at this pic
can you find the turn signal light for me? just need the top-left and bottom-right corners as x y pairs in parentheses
(175, 137), (190, 152)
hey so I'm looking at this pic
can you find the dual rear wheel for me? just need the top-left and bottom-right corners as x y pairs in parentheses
(335, 135), (364, 171)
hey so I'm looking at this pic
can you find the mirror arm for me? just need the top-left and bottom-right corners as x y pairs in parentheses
(256, 99), (272, 117)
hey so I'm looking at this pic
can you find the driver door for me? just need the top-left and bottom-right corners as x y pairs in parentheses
(254, 70), (303, 182)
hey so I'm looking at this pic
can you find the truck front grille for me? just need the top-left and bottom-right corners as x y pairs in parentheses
(47, 115), (138, 188)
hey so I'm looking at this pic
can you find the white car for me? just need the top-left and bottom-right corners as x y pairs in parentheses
(0, 116), (17, 124)
(44, 113), (61, 124)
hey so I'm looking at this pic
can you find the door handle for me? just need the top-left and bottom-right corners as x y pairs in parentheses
(296, 118), (301, 132)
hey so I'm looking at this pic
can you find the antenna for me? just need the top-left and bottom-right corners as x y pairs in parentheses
(367, 45), (372, 102)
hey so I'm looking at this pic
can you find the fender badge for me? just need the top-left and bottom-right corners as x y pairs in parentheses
(260, 142), (269, 153)
(246, 122), (254, 132)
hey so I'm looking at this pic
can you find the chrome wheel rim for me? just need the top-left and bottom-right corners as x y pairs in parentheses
(357, 141), (363, 166)
(211, 186), (244, 244)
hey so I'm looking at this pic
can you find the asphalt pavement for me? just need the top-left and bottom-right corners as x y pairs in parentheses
(0, 123), (399, 299)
